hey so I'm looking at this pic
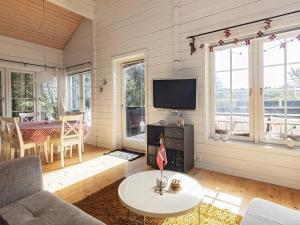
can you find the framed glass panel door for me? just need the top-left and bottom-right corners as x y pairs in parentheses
(40, 79), (58, 120)
(0, 69), (5, 116)
(67, 72), (92, 124)
(83, 73), (91, 124)
(69, 74), (81, 112)
(121, 60), (146, 150)
(9, 71), (35, 117)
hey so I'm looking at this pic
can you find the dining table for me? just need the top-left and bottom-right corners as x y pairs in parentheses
(19, 120), (89, 145)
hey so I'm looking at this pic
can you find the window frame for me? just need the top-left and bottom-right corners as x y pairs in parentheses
(0, 68), (5, 117)
(258, 31), (300, 146)
(210, 30), (300, 146)
(39, 79), (58, 120)
(66, 71), (92, 125)
(210, 42), (254, 142)
(7, 69), (36, 117)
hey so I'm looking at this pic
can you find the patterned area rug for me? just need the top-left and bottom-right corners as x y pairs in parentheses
(75, 179), (243, 225)
(104, 149), (145, 161)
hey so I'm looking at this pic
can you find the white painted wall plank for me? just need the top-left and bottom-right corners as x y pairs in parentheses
(93, 0), (300, 189)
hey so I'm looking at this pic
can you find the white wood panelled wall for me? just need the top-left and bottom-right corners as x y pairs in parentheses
(93, 0), (300, 190)
(48, 0), (95, 19)
(64, 19), (93, 67)
(0, 35), (63, 68)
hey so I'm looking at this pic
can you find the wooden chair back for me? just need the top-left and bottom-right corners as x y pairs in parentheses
(59, 112), (84, 120)
(1, 117), (20, 160)
(60, 114), (83, 143)
(3, 117), (19, 140)
(0, 117), (9, 161)
(19, 112), (40, 122)
(14, 118), (25, 148)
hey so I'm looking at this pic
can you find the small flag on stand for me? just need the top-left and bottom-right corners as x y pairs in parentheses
(156, 137), (168, 172)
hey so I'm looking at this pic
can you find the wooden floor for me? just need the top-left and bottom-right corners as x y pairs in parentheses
(42, 144), (300, 216)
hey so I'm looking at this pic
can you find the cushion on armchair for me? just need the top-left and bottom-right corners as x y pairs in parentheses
(0, 215), (8, 225)
(242, 198), (300, 225)
(0, 157), (43, 208)
(0, 191), (105, 225)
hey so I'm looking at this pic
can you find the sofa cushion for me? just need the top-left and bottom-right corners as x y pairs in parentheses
(0, 191), (105, 225)
(0, 215), (8, 225)
(0, 157), (43, 208)
(242, 198), (300, 225)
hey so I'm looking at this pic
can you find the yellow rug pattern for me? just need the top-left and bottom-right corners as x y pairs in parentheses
(164, 204), (242, 225)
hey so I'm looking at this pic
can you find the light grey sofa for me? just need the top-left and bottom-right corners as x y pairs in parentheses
(0, 157), (105, 225)
(242, 198), (300, 225)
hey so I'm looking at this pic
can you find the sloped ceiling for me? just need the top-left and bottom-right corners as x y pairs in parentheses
(0, 0), (84, 49)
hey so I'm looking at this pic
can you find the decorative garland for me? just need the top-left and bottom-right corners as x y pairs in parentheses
(189, 19), (300, 55)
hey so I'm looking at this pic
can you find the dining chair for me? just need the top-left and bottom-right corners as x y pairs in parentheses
(14, 118), (37, 157)
(0, 116), (2, 160)
(0, 117), (10, 161)
(1, 117), (20, 160)
(59, 112), (85, 153)
(50, 114), (83, 167)
(19, 112), (40, 122)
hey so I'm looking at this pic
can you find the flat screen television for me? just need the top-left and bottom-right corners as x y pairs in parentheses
(153, 79), (197, 110)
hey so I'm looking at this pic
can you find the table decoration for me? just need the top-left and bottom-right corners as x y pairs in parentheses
(156, 135), (168, 195)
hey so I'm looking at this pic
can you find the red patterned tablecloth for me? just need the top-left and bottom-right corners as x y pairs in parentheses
(19, 121), (89, 144)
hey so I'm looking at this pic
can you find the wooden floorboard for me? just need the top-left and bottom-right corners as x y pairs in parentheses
(42, 144), (300, 216)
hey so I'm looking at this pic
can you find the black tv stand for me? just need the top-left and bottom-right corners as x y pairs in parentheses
(147, 123), (194, 173)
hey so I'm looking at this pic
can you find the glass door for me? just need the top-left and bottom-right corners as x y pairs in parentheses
(67, 71), (92, 124)
(9, 71), (35, 117)
(83, 73), (91, 125)
(69, 74), (81, 112)
(121, 60), (146, 151)
(0, 69), (5, 117)
(39, 79), (58, 120)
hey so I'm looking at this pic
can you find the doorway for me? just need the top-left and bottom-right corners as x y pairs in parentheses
(121, 60), (146, 151)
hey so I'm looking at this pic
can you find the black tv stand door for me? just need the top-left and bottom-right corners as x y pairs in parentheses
(147, 123), (194, 173)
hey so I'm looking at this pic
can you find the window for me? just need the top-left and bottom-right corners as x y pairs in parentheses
(263, 37), (300, 142)
(1, 69), (59, 118)
(40, 80), (58, 120)
(67, 71), (92, 124)
(83, 73), (91, 125)
(213, 45), (251, 139)
(10, 71), (34, 117)
(69, 74), (81, 112)
(211, 31), (300, 145)
(0, 70), (3, 116)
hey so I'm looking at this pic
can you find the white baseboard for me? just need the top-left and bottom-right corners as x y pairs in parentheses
(195, 161), (300, 190)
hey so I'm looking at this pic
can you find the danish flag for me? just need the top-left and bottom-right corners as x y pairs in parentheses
(156, 137), (168, 172)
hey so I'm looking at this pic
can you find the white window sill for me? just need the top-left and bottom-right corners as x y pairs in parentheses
(205, 138), (300, 156)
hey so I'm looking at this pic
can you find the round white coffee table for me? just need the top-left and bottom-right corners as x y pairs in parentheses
(118, 170), (205, 224)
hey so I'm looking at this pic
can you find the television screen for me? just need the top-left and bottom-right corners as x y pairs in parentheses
(153, 79), (196, 110)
